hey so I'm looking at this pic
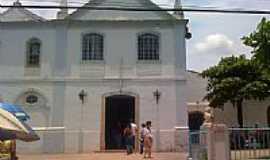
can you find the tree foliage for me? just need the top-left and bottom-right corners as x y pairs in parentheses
(201, 55), (270, 127)
(242, 17), (270, 66)
(202, 55), (270, 107)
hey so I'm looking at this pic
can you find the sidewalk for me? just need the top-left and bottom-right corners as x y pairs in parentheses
(19, 152), (187, 160)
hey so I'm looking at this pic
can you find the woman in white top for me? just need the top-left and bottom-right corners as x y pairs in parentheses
(144, 121), (153, 158)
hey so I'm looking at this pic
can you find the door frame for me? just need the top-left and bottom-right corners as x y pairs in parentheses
(100, 91), (139, 151)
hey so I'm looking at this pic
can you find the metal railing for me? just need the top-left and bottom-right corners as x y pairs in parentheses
(188, 130), (208, 160)
(229, 128), (270, 160)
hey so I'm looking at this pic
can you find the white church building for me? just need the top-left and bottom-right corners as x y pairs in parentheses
(0, 0), (190, 153)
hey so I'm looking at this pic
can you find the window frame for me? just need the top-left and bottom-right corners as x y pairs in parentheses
(81, 33), (105, 62)
(25, 38), (41, 68)
(137, 32), (161, 62)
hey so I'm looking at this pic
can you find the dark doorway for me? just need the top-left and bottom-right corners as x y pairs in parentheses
(188, 111), (205, 144)
(105, 95), (135, 150)
(188, 111), (204, 131)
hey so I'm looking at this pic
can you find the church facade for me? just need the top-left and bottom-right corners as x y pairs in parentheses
(0, 0), (189, 153)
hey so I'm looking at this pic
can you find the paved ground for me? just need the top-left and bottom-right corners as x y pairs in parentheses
(18, 152), (187, 160)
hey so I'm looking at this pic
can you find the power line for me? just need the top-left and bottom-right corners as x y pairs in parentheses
(0, 5), (270, 15)
(1, 0), (269, 14)
(0, 0), (267, 9)
(0, 0), (189, 9)
(1, 0), (172, 6)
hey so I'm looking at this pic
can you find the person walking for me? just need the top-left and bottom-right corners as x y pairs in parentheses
(124, 124), (133, 155)
(144, 121), (153, 158)
(140, 123), (147, 154)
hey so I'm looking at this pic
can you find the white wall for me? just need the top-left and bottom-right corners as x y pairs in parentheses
(0, 21), (187, 79)
(66, 21), (186, 79)
(186, 71), (208, 103)
(0, 23), (55, 79)
(62, 79), (185, 152)
(214, 99), (270, 127)
(0, 19), (188, 153)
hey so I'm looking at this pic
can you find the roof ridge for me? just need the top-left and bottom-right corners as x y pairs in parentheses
(140, 0), (176, 19)
(187, 70), (200, 74)
(18, 7), (46, 21)
(67, 0), (178, 20)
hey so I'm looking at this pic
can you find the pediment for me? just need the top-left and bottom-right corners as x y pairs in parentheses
(0, 3), (45, 22)
(68, 0), (178, 21)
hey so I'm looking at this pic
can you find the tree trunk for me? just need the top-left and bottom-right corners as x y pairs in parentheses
(236, 100), (244, 128)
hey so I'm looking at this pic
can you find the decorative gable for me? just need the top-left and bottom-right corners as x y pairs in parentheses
(0, 1), (45, 22)
(68, 0), (178, 21)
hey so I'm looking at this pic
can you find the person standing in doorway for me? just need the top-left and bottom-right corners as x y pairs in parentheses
(124, 124), (133, 155)
(130, 119), (138, 152)
(112, 122), (122, 149)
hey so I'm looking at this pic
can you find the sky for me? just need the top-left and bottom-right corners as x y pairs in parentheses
(180, 0), (270, 72)
(0, 0), (270, 72)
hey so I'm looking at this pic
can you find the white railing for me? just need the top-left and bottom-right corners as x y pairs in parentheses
(229, 128), (270, 160)
(188, 130), (208, 160)
(32, 127), (65, 131)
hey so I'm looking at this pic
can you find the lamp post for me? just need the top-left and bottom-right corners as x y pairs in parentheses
(78, 89), (87, 153)
(153, 89), (161, 151)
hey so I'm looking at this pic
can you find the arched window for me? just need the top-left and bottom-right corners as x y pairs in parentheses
(138, 33), (160, 60)
(26, 95), (38, 105)
(15, 89), (49, 128)
(15, 90), (47, 108)
(82, 33), (104, 61)
(26, 38), (41, 67)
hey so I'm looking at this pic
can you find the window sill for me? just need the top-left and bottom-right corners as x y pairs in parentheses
(25, 65), (40, 68)
(24, 67), (40, 76)
(80, 60), (105, 65)
(136, 60), (161, 64)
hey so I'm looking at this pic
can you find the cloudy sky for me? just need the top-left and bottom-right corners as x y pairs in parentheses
(181, 0), (270, 72)
(0, 0), (270, 72)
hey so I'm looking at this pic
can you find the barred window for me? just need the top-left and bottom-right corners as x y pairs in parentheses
(26, 38), (41, 67)
(82, 33), (104, 61)
(138, 33), (159, 60)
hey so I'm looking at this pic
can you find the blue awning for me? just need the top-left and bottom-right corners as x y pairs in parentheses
(0, 102), (30, 121)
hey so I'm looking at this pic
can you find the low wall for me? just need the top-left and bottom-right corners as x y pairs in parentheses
(175, 126), (189, 152)
(16, 126), (189, 153)
(17, 127), (65, 154)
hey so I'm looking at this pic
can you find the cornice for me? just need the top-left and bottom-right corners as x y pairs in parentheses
(0, 77), (186, 83)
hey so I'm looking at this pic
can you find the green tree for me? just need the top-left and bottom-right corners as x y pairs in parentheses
(201, 55), (270, 127)
(242, 17), (270, 66)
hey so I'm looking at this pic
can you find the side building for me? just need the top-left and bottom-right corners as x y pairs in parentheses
(187, 70), (270, 130)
